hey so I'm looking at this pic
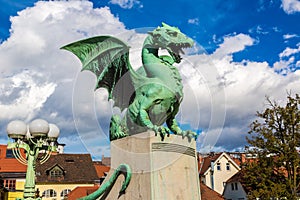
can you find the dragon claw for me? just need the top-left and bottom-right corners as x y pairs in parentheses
(177, 130), (198, 142)
(152, 125), (170, 141)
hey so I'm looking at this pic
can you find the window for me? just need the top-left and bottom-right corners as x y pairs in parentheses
(231, 182), (238, 190)
(50, 169), (63, 178)
(48, 166), (64, 179)
(6, 149), (14, 158)
(231, 183), (234, 190)
(4, 179), (16, 190)
(60, 189), (71, 198)
(226, 163), (230, 171)
(42, 189), (57, 198)
(216, 163), (221, 170)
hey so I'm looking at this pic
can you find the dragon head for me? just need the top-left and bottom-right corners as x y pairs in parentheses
(148, 22), (194, 63)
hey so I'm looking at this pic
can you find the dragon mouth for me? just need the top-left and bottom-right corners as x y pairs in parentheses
(167, 43), (192, 63)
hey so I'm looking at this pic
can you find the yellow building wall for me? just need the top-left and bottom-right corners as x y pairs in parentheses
(36, 183), (95, 200)
(6, 179), (25, 200)
(7, 191), (23, 200)
(15, 179), (25, 191)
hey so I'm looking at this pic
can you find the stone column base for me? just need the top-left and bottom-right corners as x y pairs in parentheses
(100, 131), (201, 200)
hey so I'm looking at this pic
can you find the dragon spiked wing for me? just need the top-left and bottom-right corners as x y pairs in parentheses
(61, 36), (136, 110)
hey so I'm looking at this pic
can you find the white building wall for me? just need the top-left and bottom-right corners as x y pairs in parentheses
(223, 181), (247, 200)
(213, 156), (239, 194)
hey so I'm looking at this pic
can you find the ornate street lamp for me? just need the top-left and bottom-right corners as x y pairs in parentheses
(6, 119), (60, 200)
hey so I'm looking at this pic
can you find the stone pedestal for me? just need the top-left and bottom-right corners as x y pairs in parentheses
(100, 131), (201, 200)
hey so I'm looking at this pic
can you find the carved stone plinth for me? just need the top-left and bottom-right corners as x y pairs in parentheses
(100, 131), (201, 200)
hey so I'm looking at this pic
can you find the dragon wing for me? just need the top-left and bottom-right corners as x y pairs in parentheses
(61, 36), (136, 110)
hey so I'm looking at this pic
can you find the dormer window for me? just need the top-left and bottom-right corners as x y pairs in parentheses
(50, 168), (63, 178)
(47, 165), (65, 180)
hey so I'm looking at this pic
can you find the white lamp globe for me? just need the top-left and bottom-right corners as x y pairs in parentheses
(6, 120), (27, 139)
(48, 124), (60, 141)
(29, 119), (49, 138)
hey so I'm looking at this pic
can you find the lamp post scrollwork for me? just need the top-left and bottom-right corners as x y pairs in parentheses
(6, 119), (60, 200)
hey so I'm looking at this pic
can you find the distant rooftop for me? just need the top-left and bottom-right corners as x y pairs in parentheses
(35, 153), (98, 184)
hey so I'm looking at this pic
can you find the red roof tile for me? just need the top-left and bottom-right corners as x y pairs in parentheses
(67, 185), (99, 200)
(93, 162), (110, 178)
(199, 153), (222, 175)
(200, 182), (224, 200)
(0, 145), (27, 173)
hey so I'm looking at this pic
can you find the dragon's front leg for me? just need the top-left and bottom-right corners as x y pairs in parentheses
(130, 87), (173, 141)
(139, 109), (170, 141)
(167, 106), (198, 142)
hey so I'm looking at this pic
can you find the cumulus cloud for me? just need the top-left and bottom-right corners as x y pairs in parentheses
(212, 33), (255, 59)
(273, 43), (300, 74)
(183, 35), (300, 152)
(279, 44), (300, 58)
(1, 1), (300, 159)
(281, 0), (300, 14)
(0, 1), (127, 158)
(0, 70), (56, 121)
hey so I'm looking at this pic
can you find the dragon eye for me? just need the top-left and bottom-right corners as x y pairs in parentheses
(169, 31), (178, 37)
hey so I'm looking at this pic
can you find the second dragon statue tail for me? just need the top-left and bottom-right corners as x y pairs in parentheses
(78, 164), (132, 200)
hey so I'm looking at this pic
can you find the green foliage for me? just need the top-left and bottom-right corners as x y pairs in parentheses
(244, 93), (300, 200)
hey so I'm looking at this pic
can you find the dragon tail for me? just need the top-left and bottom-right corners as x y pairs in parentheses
(78, 164), (131, 200)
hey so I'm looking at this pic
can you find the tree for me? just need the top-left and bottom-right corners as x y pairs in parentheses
(244, 93), (300, 199)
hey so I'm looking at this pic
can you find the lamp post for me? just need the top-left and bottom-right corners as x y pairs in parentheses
(6, 119), (60, 200)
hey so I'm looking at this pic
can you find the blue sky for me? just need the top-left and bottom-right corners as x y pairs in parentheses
(0, 0), (299, 160)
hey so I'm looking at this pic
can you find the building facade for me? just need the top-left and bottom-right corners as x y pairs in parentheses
(0, 145), (26, 200)
(35, 153), (99, 200)
(199, 152), (240, 195)
(223, 171), (247, 200)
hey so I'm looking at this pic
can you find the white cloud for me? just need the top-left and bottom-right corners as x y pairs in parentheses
(273, 43), (300, 74)
(0, 70), (56, 121)
(212, 33), (254, 59)
(0, 1), (127, 159)
(188, 18), (199, 25)
(181, 33), (300, 151)
(249, 25), (269, 35)
(109, 0), (142, 9)
(279, 45), (300, 58)
(283, 33), (299, 40)
(1, 1), (300, 159)
(281, 0), (300, 14)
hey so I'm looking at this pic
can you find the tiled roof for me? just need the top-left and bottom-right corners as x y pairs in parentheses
(100, 155), (111, 166)
(199, 153), (222, 175)
(200, 182), (224, 200)
(67, 185), (99, 200)
(93, 162), (110, 178)
(0, 145), (27, 173)
(226, 170), (244, 183)
(35, 153), (98, 184)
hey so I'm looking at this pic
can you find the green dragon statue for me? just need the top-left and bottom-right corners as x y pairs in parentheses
(62, 22), (197, 141)
(61, 23), (197, 199)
